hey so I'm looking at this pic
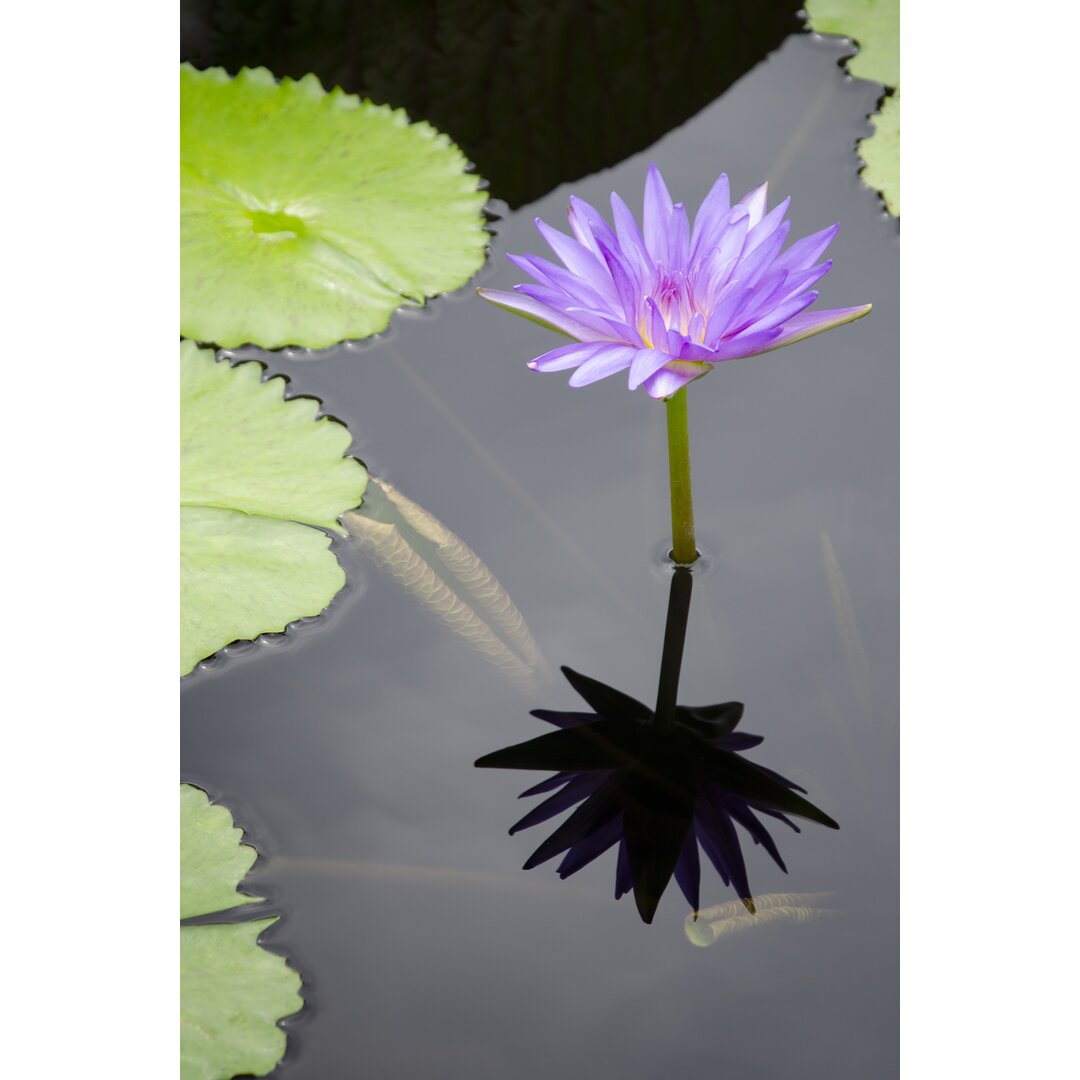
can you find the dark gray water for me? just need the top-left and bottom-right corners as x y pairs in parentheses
(182, 31), (898, 1079)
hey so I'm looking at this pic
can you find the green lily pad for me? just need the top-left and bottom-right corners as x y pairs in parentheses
(805, 0), (898, 87)
(180, 340), (367, 674)
(805, 0), (899, 216)
(181, 63), (489, 348)
(180, 785), (302, 1080)
(181, 1), (802, 210)
(860, 91), (899, 216)
(180, 782), (262, 919)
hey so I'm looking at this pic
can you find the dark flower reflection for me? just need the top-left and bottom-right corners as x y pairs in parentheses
(476, 568), (838, 923)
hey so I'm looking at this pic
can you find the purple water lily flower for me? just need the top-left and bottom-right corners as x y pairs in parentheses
(476, 666), (838, 923)
(479, 163), (871, 399)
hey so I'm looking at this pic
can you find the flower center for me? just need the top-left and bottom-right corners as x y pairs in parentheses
(641, 270), (706, 346)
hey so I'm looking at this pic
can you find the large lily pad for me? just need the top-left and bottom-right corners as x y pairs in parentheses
(180, 340), (367, 674)
(181, 63), (489, 348)
(806, 0), (899, 216)
(180, 784), (302, 1080)
(180, 0), (803, 210)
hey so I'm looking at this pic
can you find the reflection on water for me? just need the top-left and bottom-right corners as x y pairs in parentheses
(477, 567), (838, 923)
(820, 530), (874, 716)
(344, 477), (548, 687)
(684, 891), (838, 947)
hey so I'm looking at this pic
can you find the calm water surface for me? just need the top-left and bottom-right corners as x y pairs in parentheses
(182, 31), (898, 1079)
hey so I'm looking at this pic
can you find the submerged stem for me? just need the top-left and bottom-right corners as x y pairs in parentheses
(665, 388), (697, 565)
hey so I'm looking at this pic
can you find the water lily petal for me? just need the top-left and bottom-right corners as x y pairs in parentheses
(529, 710), (601, 728)
(610, 191), (653, 278)
(729, 220), (790, 288)
(561, 666), (653, 718)
(508, 253), (613, 312)
(523, 780), (622, 869)
(510, 772), (603, 834)
(693, 213), (750, 306)
(669, 203), (690, 269)
(567, 194), (619, 259)
(696, 788), (752, 901)
(716, 732), (765, 751)
(673, 828), (702, 913)
(706, 329), (784, 361)
(727, 801), (789, 873)
(623, 775), (694, 923)
(567, 344), (637, 386)
(758, 304), (873, 353)
(645, 297), (668, 350)
(519, 771), (576, 798)
(734, 180), (769, 228)
(703, 285), (756, 346)
(477, 287), (598, 341)
(628, 348), (675, 391)
(534, 217), (616, 301)
(775, 223), (839, 274)
(777, 260), (832, 304)
(642, 163), (675, 264)
(528, 342), (612, 372)
(736, 291), (818, 337)
(744, 195), (790, 253)
(689, 172), (731, 261)
(595, 236), (640, 321)
(556, 815), (623, 878)
(615, 839), (632, 899)
(641, 362), (707, 400)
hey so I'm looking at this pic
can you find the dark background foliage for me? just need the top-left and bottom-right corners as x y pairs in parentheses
(181, 0), (802, 208)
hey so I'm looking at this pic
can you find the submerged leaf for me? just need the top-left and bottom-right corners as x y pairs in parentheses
(180, 340), (367, 674)
(180, 785), (302, 1080)
(343, 477), (546, 686)
(181, 63), (488, 348)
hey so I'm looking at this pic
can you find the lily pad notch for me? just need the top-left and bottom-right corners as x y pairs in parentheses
(180, 340), (368, 675)
(181, 63), (491, 348)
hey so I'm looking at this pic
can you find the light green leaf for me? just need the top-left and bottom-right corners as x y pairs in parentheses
(805, 0), (898, 88)
(180, 340), (367, 674)
(860, 91), (899, 216)
(180, 783), (261, 919)
(181, 63), (489, 348)
(180, 785), (302, 1080)
(805, 0), (899, 217)
(181, 920), (301, 1080)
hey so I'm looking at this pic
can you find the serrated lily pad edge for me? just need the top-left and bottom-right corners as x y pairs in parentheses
(180, 341), (369, 675)
(180, 63), (494, 350)
(180, 783), (305, 1079)
(803, 6), (899, 217)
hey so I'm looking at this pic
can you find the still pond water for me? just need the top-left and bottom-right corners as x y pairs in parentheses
(182, 30), (898, 1079)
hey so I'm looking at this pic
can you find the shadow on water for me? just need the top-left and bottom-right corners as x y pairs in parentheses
(181, 0), (803, 208)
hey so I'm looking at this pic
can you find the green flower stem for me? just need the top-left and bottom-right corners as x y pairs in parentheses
(665, 388), (698, 565)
